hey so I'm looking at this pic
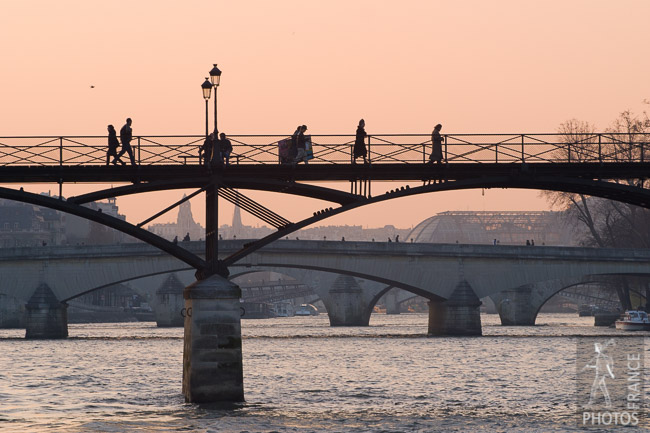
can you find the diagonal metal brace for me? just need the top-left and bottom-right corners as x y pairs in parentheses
(137, 186), (206, 227)
(218, 187), (292, 229)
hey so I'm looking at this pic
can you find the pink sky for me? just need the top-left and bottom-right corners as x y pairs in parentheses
(2, 1), (649, 229)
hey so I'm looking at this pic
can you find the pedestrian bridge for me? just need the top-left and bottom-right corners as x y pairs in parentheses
(1, 240), (648, 328)
(1, 132), (650, 283)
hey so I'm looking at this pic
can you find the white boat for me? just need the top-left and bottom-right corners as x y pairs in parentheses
(295, 303), (319, 316)
(615, 310), (650, 331)
(273, 301), (295, 317)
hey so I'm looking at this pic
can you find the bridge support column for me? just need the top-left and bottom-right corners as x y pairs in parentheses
(384, 288), (401, 315)
(322, 275), (370, 326)
(155, 273), (185, 327)
(428, 280), (482, 336)
(25, 283), (68, 339)
(182, 274), (244, 403)
(495, 286), (537, 326)
(0, 293), (25, 328)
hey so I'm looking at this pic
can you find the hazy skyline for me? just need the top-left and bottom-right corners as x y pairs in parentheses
(2, 1), (649, 228)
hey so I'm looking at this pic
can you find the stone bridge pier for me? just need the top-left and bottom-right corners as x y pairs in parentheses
(491, 285), (537, 326)
(320, 275), (372, 326)
(427, 280), (482, 336)
(154, 273), (187, 327)
(489, 277), (600, 326)
(24, 283), (68, 339)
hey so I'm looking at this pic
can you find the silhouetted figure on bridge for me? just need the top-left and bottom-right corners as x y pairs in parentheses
(353, 119), (367, 164)
(219, 132), (232, 166)
(201, 132), (215, 167)
(286, 125), (300, 163)
(428, 123), (443, 164)
(106, 125), (122, 165)
(183, 232), (190, 242)
(116, 118), (136, 165)
(210, 130), (222, 168)
(293, 125), (309, 165)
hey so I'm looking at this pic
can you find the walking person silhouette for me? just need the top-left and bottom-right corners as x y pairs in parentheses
(428, 123), (444, 164)
(115, 118), (136, 165)
(106, 125), (123, 165)
(353, 119), (367, 164)
(293, 125), (309, 165)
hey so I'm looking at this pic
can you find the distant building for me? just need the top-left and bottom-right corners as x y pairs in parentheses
(0, 199), (63, 247)
(148, 195), (204, 241)
(407, 211), (578, 246)
(66, 197), (127, 245)
(0, 194), (127, 247)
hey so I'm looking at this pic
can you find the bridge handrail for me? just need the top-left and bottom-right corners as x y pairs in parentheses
(0, 132), (646, 166)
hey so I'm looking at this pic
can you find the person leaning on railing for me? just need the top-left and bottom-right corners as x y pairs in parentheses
(219, 132), (232, 166)
(200, 132), (215, 167)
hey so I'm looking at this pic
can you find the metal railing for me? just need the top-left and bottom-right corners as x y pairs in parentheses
(0, 133), (647, 166)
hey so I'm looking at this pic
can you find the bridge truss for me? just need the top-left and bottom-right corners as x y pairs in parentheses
(0, 132), (649, 281)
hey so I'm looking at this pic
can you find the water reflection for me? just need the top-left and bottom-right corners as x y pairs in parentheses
(0, 314), (647, 432)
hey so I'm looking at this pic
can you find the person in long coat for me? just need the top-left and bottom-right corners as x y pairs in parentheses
(353, 119), (367, 164)
(106, 124), (122, 165)
(429, 123), (444, 164)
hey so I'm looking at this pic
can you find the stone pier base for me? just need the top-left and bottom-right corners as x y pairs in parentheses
(155, 273), (185, 327)
(25, 283), (68, 339)
(495, 285), (537, 326)
(182, 275), (244, 403)
(428, 280), (482, 336)
(322, 275), (369, 326)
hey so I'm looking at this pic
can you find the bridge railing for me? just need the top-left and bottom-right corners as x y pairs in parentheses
(0, 133), (646, 166)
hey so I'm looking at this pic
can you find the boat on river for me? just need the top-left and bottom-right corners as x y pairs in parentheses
(295, 303), (319, 316)
(615, 310), (650, 331)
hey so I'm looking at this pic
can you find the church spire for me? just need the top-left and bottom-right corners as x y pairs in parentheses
(232, 204), (243, 235)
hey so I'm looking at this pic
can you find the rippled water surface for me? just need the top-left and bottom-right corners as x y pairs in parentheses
(1, 313), (648, 432)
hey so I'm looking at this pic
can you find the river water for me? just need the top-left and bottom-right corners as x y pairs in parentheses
(0, 313), (647, 432)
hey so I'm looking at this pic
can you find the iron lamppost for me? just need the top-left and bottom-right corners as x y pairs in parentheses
(201, 77), (212, 138)
(209, 64), (222, 133)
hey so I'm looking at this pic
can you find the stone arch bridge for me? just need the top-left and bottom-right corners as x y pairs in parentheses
(2, 239), (648, 333)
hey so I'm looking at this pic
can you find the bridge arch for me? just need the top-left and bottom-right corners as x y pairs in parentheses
(532, 274), (650, 319)
(491, 273), (650, 326)
(5, 174), (650, 275)
(229, 262), (445, 301)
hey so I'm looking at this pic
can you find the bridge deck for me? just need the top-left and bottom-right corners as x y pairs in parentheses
(0, 161), (648, 184)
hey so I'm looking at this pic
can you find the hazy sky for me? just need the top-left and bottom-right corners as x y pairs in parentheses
(2, 1), (649, 229)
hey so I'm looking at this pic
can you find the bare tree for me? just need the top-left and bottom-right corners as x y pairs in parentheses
(543, 109), (650, 309)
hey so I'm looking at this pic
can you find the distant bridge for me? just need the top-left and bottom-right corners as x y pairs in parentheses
(1, 240), (648, 326)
